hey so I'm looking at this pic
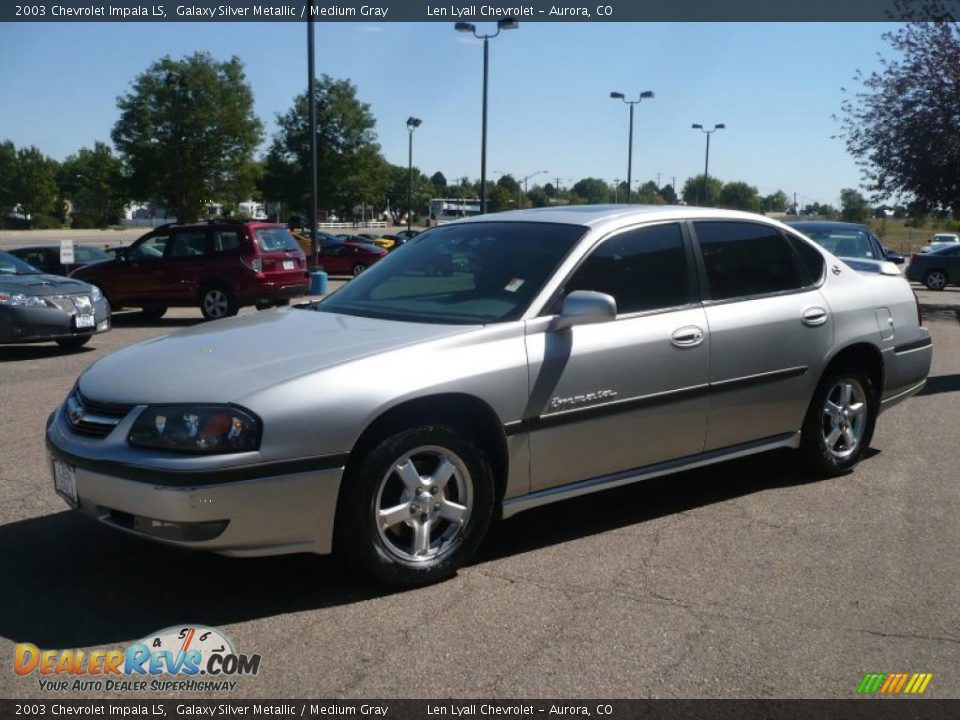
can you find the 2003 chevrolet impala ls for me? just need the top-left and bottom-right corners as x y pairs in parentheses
(47, 206), (932, 586)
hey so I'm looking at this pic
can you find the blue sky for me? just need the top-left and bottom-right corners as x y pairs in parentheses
(0, 22), (898, 205)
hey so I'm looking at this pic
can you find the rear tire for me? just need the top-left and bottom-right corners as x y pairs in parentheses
(199, 285), (237, 320)
(55, 335), (91, 350)
(925, 269), (948, 291)
(799, 364), (877, 477)
(334, 424), (495, 588)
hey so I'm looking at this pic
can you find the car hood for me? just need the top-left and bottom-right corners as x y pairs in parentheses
(78, 306), (474, 404)
(0, 273), (92, 295)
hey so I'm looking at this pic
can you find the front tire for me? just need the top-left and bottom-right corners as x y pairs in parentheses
(334, 424), (495, 588)
(800, 366), (876, 477)
(925, 269), (948, 291)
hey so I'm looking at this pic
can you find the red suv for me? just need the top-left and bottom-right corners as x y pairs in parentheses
(72, 220), (308, 320)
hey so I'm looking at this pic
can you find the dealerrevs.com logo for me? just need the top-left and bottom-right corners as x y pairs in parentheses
(14, 625), (261, 693)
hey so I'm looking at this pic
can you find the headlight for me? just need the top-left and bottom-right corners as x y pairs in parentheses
(128, 405), (261, 453)
(0, 292), (47, 308)
(89, 285), (103, 302)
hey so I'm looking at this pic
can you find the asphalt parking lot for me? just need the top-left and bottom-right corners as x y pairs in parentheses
(1, 287), (958, 700)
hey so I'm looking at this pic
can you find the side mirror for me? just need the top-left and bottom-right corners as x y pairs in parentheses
(549, 290), (617, 332)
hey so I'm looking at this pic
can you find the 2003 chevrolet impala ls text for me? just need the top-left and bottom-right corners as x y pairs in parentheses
(46, 206), (932, 586)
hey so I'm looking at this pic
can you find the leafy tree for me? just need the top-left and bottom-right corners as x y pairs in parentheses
(430, 171), (447, 194)
(0, 143), (63, 227)
(571, 177), (610, 205)
(839, 13), (960, 215)
(659, 183), (678, 205)
(801, 202), (839, 219)
(59, 142), (128, 227)
(112, 52), (263, 222)
(762, 190), (789, 213)
(382, 162), (433, 223)
(262, 75), (387, 220)
(637, 181), (665, 205)
(526, 185), (549, 208)
(840, 187), (871, 222)
(718, 181), (763, 212)
(496, 174), (520, 196)
(682, 175), (723, 206)
(0, 140), (16, 213)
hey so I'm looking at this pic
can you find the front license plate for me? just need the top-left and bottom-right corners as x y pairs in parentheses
(53, 457), (78, 507)
(75, 314), (95, 329)
(283, 260), (295, 270)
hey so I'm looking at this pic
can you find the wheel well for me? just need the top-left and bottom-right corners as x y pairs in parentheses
(823, 343), (884, 399)
(346, 394), (509, 503)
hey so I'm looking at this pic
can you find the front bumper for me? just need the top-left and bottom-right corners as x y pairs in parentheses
(0, 299), (110, 344)
(46, 406), (345, 557)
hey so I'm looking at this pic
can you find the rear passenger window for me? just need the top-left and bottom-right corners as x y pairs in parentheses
(169, 231), (208, 258)
(786, 233), (826, 285)
(565, 223), (690, 314)
(214, 231), (242, 254)
(694, 222), (804, 301)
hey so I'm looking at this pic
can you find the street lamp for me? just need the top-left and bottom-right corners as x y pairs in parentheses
(455, 18), (519, 215)
(691, 123), (725, 206)
(406, 117), (422, 232)
(610, 90), (654, 203)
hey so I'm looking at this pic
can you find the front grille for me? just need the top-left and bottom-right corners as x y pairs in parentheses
(65, 390), (136, 439)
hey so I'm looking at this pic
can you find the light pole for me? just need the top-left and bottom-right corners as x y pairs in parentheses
(307, 15), (319, 267)
(691, 123), (725, 206)
(406, 117), (422, 231)
(455, 18), (519, 215)
(610, 90), (654, 203)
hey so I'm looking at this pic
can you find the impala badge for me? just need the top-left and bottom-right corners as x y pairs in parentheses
(550, 389), (618, 411)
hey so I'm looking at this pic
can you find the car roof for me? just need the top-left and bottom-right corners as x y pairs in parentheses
(787, 221), (869, 232)
(452, 205), (795, 233)
(10, 243), (103, 250)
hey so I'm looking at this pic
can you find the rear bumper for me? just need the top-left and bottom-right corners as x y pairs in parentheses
(880, 332), (932, 414)
(236, 277), (308, 304)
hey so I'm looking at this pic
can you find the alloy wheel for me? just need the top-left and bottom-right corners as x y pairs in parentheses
(203, 289), (229, 319)
(374, 445), (473, 563)
(821, 378), (868, 459)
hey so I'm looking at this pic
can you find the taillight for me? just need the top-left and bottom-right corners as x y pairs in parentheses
(241, 255), (263, 273)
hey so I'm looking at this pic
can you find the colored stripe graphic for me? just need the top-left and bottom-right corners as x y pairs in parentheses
(857, 672), (932, 695)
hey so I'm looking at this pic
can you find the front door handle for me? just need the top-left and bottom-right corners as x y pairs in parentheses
(802, 306), (828, 327)
(671, 325), (705, 348)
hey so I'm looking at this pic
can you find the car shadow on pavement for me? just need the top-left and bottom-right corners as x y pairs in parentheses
(0, 448), (864, 650)
(920, 373), (960, 396)
(919, 303), (960, 323)
(0, 345), (95, 362)
(109, 312), (203, 329)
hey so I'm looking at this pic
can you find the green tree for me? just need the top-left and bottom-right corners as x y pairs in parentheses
(839, 11), (960, 215)
(526, 185), (549, 208)
(718, 181), (763, 212)
(682, 175), (723, 206)
(571, 177), (610, 205)
(430, 171), (447, 195)
(0, 140), (16, 213)
(112, 52), (263, 222)
(762, 190), (789, 213)
(262, 75), (386, 219)
(59, 142), (128, 227)
(659, 184), (678, 205)
(12, 145), (61, 226)
(496, 174), (520, 196)
(840, 188), (870, 222)
(636, 181), (665, 205)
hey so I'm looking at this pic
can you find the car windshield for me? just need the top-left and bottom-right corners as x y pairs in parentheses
(315, 221), (586, 324)
(254, 227), (300, 252)
(800, 228), (877, 259)
(0, 251), (43, 275)
(74, 246), (110, 263)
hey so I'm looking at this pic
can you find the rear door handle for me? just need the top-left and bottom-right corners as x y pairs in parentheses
(802, 306), (828, 327)
(671, 326), (705, 347)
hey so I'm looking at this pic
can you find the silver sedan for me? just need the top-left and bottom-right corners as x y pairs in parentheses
(46, 206), (931, 586)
